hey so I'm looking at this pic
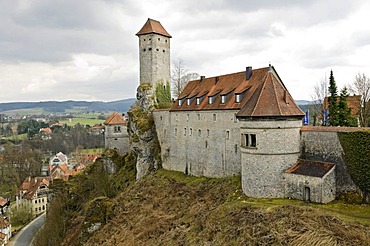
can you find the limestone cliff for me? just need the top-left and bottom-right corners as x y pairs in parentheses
(127, 84), (161, 179)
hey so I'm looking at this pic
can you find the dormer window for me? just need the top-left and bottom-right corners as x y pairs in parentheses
(208, 96), (215, 104)
(235, 94), (241, 103)
(178, 99), (183, 106)
(221, 95), (226, 104)
(187, 98), (191, 105)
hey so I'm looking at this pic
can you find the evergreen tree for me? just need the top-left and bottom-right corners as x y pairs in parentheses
(328, 70), (339, 126)
(338, 87), (357, 126)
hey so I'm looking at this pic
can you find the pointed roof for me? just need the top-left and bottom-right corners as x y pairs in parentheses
(104, 112), (127, 125)
(170, 66), (304, 118)
(136, 18), (172, 38)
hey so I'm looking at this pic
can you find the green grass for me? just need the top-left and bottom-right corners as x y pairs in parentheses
(60, 117), (105, 126)
(5, 133), (28, 140)
(157, 169), (370, 225)
(1, 108), (49, 116)
(80, 148), (104, 154)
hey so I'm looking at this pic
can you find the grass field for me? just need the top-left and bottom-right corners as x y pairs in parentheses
(59, 117), (105, 126)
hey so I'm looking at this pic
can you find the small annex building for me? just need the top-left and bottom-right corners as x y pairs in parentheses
(285, 159), (336, 203)
(104, 112), (129, 153)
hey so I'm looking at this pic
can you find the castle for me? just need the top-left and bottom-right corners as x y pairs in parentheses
(106, 18), (361, 204)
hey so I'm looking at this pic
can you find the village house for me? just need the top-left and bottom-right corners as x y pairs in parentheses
(18, 177), (50, 216)
(0, 216), (11, 246)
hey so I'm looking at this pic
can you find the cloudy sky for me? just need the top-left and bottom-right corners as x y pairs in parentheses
(0, 0), (369, 103)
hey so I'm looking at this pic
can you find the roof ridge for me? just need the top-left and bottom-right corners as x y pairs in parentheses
(251, 72), (268, 116)
(271, 73), (283, 115)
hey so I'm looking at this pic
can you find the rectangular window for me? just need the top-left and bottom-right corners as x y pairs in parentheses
(242, 134), (257, 148)
(208, 96), (213, 104)
(187, 114), (189, 122)
(207, 129), (210, 137)
(190, 128), (192, 136)
(178, 99), (183, 106)
(213, 114), (216, 122)
(186, 98), (191, 106)
(235, 94), (241, 103)
(198, 129), (201, 137)
(226, 130), (230, 139)
(251, 134), (256, 147)
(176, 114), (178, 122)
(196, 97), (201, 105)
(184, 128), (187, 136)
(221, 95), (226, 104)
(175, 128), (177, 136)
(197, 114), (200, 120)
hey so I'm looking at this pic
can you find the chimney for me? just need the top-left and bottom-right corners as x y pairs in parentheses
(200, 75), (205, 81)
(246, 66), (252, 80)
(215, 76), (219, 84)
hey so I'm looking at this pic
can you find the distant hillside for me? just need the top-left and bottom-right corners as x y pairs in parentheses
(0, 98), (136, 115)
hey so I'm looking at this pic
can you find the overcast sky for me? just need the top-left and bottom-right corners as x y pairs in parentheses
(0, 0), (369, 102)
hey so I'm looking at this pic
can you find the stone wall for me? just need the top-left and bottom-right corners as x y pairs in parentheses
(284, 168), (336, 203)
(300, 128), (357, 194)
(240, 119), (302, 198)
(153, 109), (241, 177)
(139, 33), (170, 88)
(104, 125), (129, 154)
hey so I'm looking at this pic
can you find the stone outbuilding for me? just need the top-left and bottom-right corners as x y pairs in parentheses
(285, 159), (336, 203)
(104, 112), (129, 153)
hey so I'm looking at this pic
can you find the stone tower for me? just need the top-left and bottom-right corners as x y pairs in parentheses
(236, 67), (305, 198)
(136, 18), (172, 89)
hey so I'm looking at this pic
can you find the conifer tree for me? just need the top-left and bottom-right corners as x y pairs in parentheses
(338, 87), (357, 126)
(328, 70), (339, 126)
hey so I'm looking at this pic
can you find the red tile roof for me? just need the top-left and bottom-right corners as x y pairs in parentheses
(301, 126), (370, 132)
(0, 232), (6, 239)
(323, 95), (361, 116)
(20, 177), (50, 200)
(170, 66), (304, 118)
(0, 217), (10, 229)
(286, 159), (335, 178)
(136, 18), (172, 38)
(0, 196), (9, 207)
(104, 112), (127, 125)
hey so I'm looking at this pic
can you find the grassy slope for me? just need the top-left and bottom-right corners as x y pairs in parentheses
(83, 169), (370, 246)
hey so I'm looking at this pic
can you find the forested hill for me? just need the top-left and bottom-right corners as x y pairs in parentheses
(0, 98), (136, 114)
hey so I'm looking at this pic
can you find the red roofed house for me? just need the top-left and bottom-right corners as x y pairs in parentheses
(104, 112), (129, 153)
(18, 177), (50, 216)
(0, 216), (11, 246)
(322, 95), (361, 126)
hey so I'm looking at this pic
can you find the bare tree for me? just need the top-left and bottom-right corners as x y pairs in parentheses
(310, 78), (328, 125)
(171, 59), (199, 99)
(348, 73), (370, 127)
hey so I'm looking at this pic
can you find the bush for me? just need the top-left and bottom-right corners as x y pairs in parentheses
(11, 202), (33, 226)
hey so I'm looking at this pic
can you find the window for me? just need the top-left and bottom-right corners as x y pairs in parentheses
(164, 129), (167, 136)
(226, 130), (230, 139)
(148, 47), (152, 51)
(242, 134), (257, 148)
(190, 128), (192, 136)
(251, 134), (256, 147)
(114, 126), (121, 133)
(176, 114), (178, 121)
(197, 114), (200, 120)
(35, 200), (37, 204)
(156, 48), (159, 51)
(175, 128), (177, 136)
(187, 114), (189, 122)
(143, 48), (146, 52)
(160, 116), (163, 121)
(213, 114), (216, 122)
(198, 129), (201, 136)
(184, 128), (187, 136)
(205, 140), (208, 148)
(235, 94), (241, 103)
(221, 95), (226, 104)
(163, 50), (165, 52)
(178, 99), (183, 106)
(158, 38), (160, 41)
(207, 129), (210, 137)
(208, 96), (214, 104)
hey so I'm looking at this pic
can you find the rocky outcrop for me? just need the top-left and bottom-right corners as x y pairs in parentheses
(128, 84), (161, 179)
